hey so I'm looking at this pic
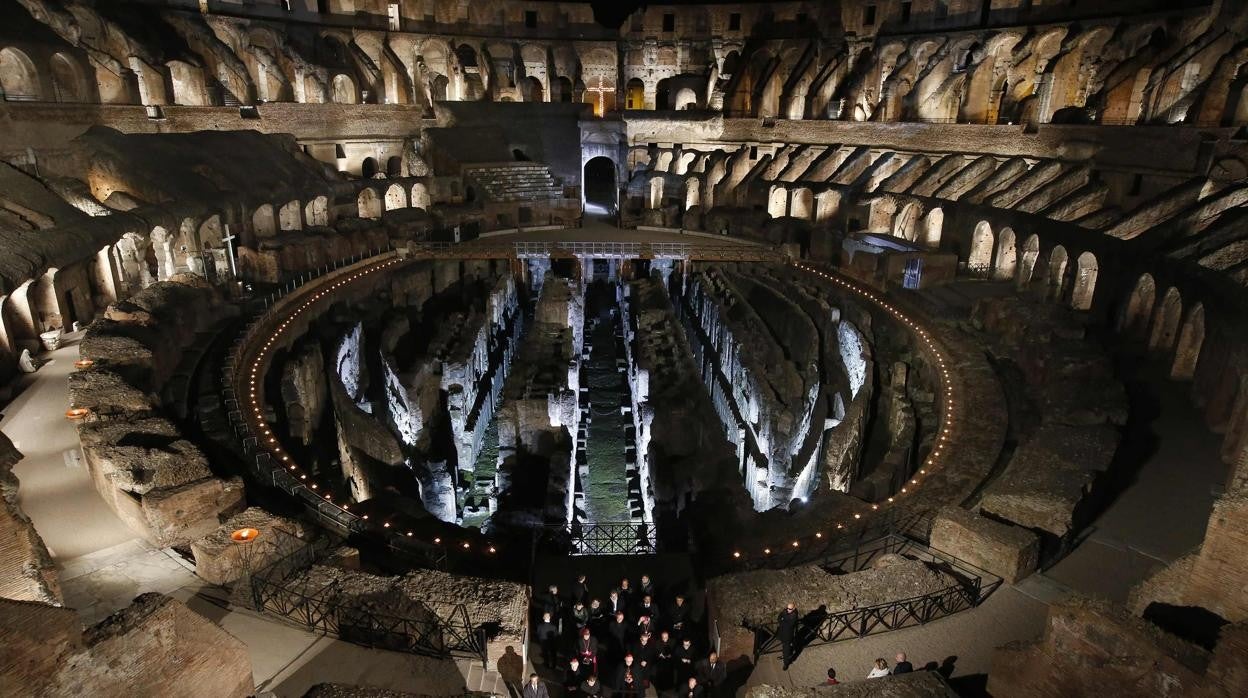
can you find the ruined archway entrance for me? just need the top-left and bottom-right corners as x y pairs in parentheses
(583, 156), (617, 215)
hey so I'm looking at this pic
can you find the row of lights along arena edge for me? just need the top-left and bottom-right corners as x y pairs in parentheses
(240, 256), (498, 557)
(726, 262), (958, 565)
(217, 254), (953, 565)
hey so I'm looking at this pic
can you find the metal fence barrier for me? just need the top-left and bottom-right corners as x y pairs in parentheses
(748, 535), (1001, 659)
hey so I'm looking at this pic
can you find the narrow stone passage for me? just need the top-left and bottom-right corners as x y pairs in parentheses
(581, 281), (633, 524)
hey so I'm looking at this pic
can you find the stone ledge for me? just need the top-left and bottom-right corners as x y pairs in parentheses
(929, 506), (1038, 583)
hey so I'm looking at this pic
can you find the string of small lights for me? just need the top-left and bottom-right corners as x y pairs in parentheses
(725, 262), (958, 565)
(233, 254), (499, 558)
(232, 254), (953, 565)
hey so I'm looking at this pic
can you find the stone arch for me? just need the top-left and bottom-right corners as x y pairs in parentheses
(1048, 245), (1069, 298)
(331, 73), (357, 104)
(968, 221), (994, 271)
(278, 200), (302, 230)
(5, 282), (37, 347)
(649, 177), (665, 209)
(625, 78), (645, 110)
(521, 75), (544, 102)
(304, 196), (328, 226)
(150, 226), (176, 280)
(28, 270), (60, 332)
(816, 190), (841, 223)
(0, 294), (22, 353)
(0, 47), (40, 100)
(198, 215), (223, 251)
(361, 156), (379, 179)
(384, 183), (406, 210)
(1019, 234), (1040, 287)
(386, 156), (402, 177)
(868, 196), (897, 231)
(1120, 273), (1156, 337)
(1149, 287), (1183, 353)
(551, 76), (572, 103)
(50, 53), (88, 103)
(790, 188), (814, 221)
(358, 188), (382, 219)
(674, 87), (697, 110)
(1071, 251), (1098, 310)
(252, 204), (277, 237)
(685, 177), (701, 211)
(1171, 302), (1205, 380)
(993, 227), (1017, 280)
(411, 182), (430, 210)
(894, 202), (922, 241)
(768, 185), (789, 218)
(923, 208), (943, 248)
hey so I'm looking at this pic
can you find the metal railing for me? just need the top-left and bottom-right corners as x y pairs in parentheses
(536, 520), (657, 556)
(747, 535), (1001, 659)
(964, 262), (994, 279)
(412, 239), (784, 262)
(247, 539), (489, 667)
(218, 243), (448, 571)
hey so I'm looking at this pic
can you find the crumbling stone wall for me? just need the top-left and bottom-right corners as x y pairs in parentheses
(0, 593), (254, 697)
(988, 596), (1247, 698)
(623, 277), (739, 523)
(495, 276), (583, 528)
(0, 433), (61, 604)
(72, 275), (245, 547)
(190, 507), (308, 585)
(707, 554), (958, 665)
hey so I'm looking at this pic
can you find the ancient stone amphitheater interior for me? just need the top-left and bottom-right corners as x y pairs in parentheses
(2, 0), (1248, 696)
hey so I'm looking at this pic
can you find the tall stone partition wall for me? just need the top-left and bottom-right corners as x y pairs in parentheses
(987, 596), (1247, 698)
(0, 433), (61, 604)
(929, 506), (1039, 584)
(0, 593), (254, 697)
(1131, 484), (1248, 625)
(72, 276), (245, 547)
(495, 277), (583, 526)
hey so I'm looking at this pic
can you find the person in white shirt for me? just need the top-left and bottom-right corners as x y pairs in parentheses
(867, 658), (890, 678)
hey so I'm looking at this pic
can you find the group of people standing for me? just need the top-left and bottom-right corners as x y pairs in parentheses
(525, 573), (728, 698)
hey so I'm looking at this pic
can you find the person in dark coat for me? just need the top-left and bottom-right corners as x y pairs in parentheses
(540, 585), (563, 626)
(570, 600), (590, 631)
(574, 626), (599, 674)
(777, 603), (799, 670)
(613, 654), (644, 698)
(535, 611), (559, 668)
(654, 629), (675, 690)
(588, 598), (606, 634)
(578, 674), (603, 698)
(636, 594), (661, 630)
(679, 676), (704, 698)
(522, 674), (550, 698)
(639, 573), (655, 600)
(564, 657), (590, 694)
(669, 594), (689, 636)
(573, 574), (590, 606)
(673, 636), (697, 684)
(696, 651), (728, 697)
(617, 577), (636, 609)
(606, 590), (626, 619)
(607, 610), (630, 667)
(631, 632), (658, 687)
(893, 652), (914, 674)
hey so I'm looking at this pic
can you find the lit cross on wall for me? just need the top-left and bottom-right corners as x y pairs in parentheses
(586, 76), (613, 117)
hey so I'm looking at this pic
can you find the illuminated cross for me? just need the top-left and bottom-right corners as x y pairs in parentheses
(221, 225), (238, 279)
(586, 75), (613, 117)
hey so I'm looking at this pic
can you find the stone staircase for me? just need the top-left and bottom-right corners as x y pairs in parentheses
(464, 163), (563, 203)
